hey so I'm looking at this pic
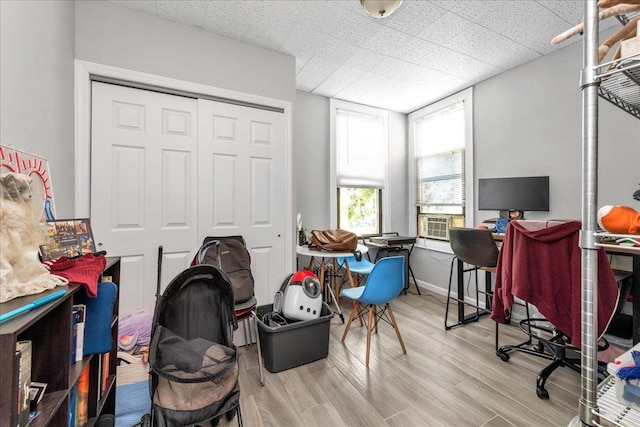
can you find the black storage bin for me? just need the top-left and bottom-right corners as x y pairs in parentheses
(376, 247), (410, 290)
(256, 303), (333, 373)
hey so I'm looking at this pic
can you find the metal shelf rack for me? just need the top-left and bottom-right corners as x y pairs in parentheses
(596, 54), (640, 119)
(576, 2), (640, 426)
(596, 376), (640, 427)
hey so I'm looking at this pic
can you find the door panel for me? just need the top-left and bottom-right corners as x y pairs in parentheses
(91, 83), (286, 314)
(198, 99), (285, 305)
(91, 82), (198, 314)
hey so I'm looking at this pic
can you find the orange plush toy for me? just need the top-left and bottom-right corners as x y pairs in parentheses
(598, 205), (640, 234)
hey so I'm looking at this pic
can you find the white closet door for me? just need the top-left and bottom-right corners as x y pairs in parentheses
(197, 99), (286, 304)
(91, 82), (198, 314)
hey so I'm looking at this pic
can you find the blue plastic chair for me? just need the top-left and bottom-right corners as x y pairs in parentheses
(336, 255), (375, 292)
(339, 256), (407, 366)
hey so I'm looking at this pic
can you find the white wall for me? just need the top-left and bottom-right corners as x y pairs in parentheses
(1, 0), (76, 218)
(75, 1), (296, 104)
(293, 92), (409, 235)
(293, 91), (331, 233)
(292, 27), (639, 296)
(1, 0), (296, 220)
(411, 28), (640, 294)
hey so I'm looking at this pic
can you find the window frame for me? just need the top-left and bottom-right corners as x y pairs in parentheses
(330, 99), (390, 232)
(408, 88), (474, 251)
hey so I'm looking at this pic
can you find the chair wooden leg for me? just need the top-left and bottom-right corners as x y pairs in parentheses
(366, 304), (374, 366)
(342, 302), (359, 341)
(373, 305), (379, 334)
(386, 303), (406, 354)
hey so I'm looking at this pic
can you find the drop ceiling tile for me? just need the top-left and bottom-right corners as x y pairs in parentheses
(416, 12), (473, 47)
(298, 0), (385, 47)
(295, 53), (313, 71)
(250, 0), (305, 22)
(296, 56), (341, 92)
(109, 0), (157, 16)
(537, 0), (583, 24)
(382, 1), (448, 36)
(203, 1), (252, 40)
(477, 1), (573, 54)
(312, 66), (364, 98)
(394, 37), (439, 66)
(243, 14), (294, 51)
(364, 26), (416, 58)
(343, 48), (389, 71)
(410, 45), (502, 81)
(431, 0), (497, 23)
(354, 72), (390, 89)
(156, 0), (206, 27)
(282, 25), (357, 65)
(334, 83), (374, 101)
(109, 0), (612, 113)
(444, 21), (539, 69)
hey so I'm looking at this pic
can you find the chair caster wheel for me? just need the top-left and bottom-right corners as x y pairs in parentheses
(536, 387), (549, 399)
(535, 342), (545, 353)
(497, 351), (510, 362)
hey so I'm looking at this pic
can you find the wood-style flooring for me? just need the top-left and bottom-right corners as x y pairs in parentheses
(217, 289), (582, 427)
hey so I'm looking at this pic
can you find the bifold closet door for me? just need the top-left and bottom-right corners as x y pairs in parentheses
(197, 99), (286, 305)
(91, 82), (198, 314)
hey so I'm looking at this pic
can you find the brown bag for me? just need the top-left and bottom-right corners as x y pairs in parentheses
(309, 229), (358, 252)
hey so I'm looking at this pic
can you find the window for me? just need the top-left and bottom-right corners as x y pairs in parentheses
(409, 88), (473, 243)
(330, 100), (389, 235)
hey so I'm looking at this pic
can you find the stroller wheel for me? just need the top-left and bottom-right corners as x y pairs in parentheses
(226, 410), (236, 421)
(140, 414), (151, 427)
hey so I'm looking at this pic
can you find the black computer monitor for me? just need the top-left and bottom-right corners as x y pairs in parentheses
(478, 176), (549, 219)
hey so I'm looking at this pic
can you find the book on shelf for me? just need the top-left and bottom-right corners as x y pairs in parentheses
(101, 352), (110, 398)
(68, 382), (77, 427)
(76, 363), (90, 427)
(71, 307), (80, 365)
(14, 340), (32, 427)
(29, 382), (47, 410)
(73, 304), (86, 363)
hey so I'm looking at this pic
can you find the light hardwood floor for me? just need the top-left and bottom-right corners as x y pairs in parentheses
(215, 289), (583, 427)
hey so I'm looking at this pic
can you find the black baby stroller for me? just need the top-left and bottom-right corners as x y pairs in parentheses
(142, 263), (242, 427)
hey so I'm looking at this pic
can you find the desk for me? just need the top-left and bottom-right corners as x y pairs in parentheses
(296, 244), (369, 322)
(364, 236), (420, 295)
(598, 243), (640, 345)
(454, 234), (640, 344)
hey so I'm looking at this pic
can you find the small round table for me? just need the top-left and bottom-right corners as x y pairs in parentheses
(296, 244), (369, 322)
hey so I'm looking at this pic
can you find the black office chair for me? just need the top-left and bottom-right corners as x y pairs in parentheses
(492, 220), (620, 400)
(445, 228), (501, 330)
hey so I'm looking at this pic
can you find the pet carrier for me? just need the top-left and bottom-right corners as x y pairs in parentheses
(143, 264), (242, 427)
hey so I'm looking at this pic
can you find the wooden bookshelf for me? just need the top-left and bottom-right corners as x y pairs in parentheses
(0, 257), (120, 427)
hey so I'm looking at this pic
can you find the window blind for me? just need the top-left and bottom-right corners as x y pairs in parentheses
(336, 108), (385, 188)
(415, 101), (465, 213)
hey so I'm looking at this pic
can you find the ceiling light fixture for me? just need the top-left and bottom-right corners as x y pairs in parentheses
(360, 0), (404, 19)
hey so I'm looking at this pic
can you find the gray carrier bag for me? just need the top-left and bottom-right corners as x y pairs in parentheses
(196, 236), (255, 304)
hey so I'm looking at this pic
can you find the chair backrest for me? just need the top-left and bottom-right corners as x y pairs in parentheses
(358, 256), (405, 305)
(449, 228), (499, 268)
(337, 255), (375, 272)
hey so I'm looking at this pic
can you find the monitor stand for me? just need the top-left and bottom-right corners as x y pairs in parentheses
(499, 210), (525, 220)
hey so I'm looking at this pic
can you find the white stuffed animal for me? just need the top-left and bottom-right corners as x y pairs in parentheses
(0, 172), (65, 303)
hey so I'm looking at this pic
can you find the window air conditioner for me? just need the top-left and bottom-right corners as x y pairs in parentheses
(421, 214), (452, 241)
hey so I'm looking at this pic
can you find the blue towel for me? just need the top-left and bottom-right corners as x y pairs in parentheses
(75, 282), (117, 355)
(115, 380), (150, 427)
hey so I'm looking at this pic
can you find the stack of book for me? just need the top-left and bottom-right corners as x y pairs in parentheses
(14, 340), (31, 427)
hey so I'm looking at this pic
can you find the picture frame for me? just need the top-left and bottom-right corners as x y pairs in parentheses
(39, 219), (96, 262)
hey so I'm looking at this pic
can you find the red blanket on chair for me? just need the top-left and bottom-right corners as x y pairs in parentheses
(491, 220), (619, 348)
